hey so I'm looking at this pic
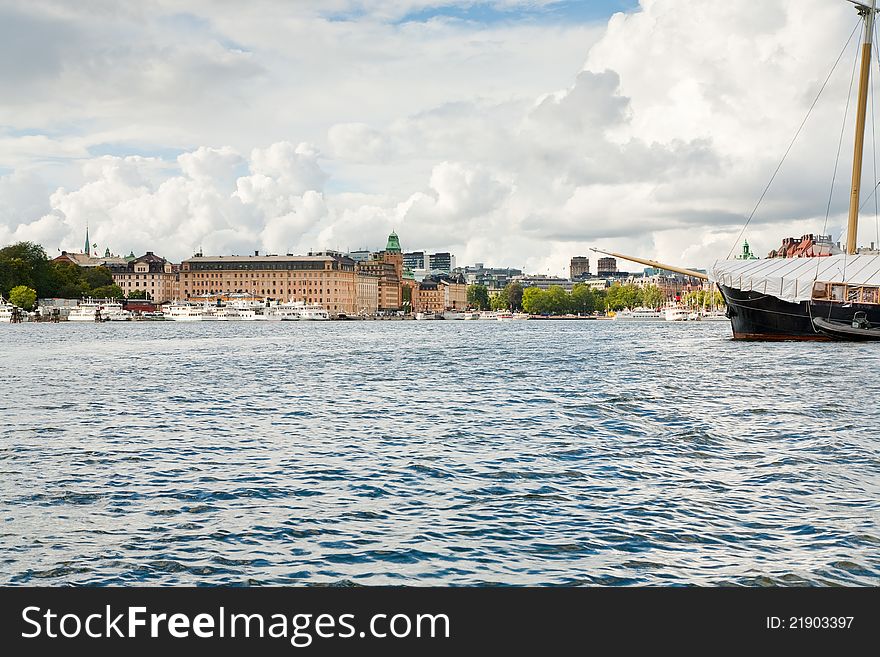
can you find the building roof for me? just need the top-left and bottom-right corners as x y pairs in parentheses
(385, 231), (402, 253)
(184, 254), (340, 263)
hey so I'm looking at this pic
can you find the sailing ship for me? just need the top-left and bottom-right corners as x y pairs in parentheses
(596, 0), (880, 341)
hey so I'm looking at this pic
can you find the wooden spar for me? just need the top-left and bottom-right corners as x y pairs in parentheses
(847, 0), (877, 255)
(589, 248), (709, 280)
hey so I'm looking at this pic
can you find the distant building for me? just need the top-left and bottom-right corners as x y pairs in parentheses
(346, 250), (372, 263)
(179, 252), (358, 314)
(429, 252), (455, 273)
(356, 272), (379, 315)
(107, 252), (177, 303)
(513, 275), (576, 291)
(735, 240), (759, 260)
(570, 256), (590, 280)
(454, 263), (523, 291)
(768, 234), (841, 258)
(597, 257), (618, 276)
(403, 251), (427, 271)
(356, 232), (404, 311)
(415, 273), (467, 312)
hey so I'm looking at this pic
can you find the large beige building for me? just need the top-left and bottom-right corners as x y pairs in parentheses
(414, 274), (467, 313)
(109, 252), (177, 303)
(356, 272), (379, 315)
(179, 253), (358, 314)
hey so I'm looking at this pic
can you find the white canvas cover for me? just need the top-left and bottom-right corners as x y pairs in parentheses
(711, 254), (880, 304)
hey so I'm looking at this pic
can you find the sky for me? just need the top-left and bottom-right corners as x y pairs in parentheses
(1, 0), (878, 275)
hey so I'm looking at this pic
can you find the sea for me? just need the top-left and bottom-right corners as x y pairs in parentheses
(1, 320), (878, 586)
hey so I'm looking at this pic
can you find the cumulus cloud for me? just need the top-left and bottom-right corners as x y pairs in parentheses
(0, 0), (874, 275)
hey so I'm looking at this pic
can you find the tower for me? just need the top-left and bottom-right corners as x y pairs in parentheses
(84, 225), (90, 255)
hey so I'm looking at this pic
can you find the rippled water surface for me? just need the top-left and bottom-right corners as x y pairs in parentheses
(1, 320), (878, 586)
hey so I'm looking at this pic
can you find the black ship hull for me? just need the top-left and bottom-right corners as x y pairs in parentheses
(717, 284), (880, 340)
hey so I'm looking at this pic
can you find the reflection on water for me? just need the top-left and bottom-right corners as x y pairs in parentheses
(0, 321), (878, 585)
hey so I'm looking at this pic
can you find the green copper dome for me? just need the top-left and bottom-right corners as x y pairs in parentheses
(385, 231), (401, 253)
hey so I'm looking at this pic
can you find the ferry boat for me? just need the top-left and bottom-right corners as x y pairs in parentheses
(163, 301), (208, 321)
(613, 308), (664, 321)
(0, 296), (15, 323)
(68, 299), (101, 322)
(664, 307), (690, 322)
(415, 312), (441, 320)
(102, 301), (132, 321)
(497, 312), (529, 321)
(275, 301), (329, 321)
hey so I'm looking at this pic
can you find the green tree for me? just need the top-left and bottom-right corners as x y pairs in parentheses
(545, 285), (570, 315)
(640, 284), (665, 309)
(9, 285), (37, 310)
(467, 284), (490, 310)
(505, 282), (523, 311)
(90, 285), (125, 299)
(489, 291), (507, 311)
(401, 285), (412, 313)
(521, 286), (547, 314)
(0, 241), (50, 297)
(128, 289), (149, 300)
(83, 266), (114, 289)
(46, 260), (88, 298)
(570, 284), (598, 314)
(605, 283), (641, 310)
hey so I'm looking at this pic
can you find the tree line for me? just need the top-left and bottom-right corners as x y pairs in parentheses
(0, 241), (126, 309)
(467, 281), (689, 315)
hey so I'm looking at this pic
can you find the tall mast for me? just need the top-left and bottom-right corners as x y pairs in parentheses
(847, 0), (877, 255)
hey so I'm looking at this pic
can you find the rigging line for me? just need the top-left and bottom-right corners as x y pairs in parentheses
(817, 31), (861, 281)
(726, 18), (862, 260)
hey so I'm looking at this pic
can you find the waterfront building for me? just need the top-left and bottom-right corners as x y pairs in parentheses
(356, 272), (379, 315)
(346, 249), (372, 263)
(570, 256), (590, 280)
(597, 257), (618, 276)
(179, 252), (358, 314)
(107, 252), (177, 303)
(767, 234), (842, 258)
(414, 273), (467, 312)
(355, 232), (404, 312)
(512, 274), (576, 291)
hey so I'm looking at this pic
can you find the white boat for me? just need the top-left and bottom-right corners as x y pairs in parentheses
(442, 310), (466, 320)
(141, 311), (166, 320)
(415, 312), (440, 320)
(0, 296), (15, 323)
(163, 301), (208, 321)
(613, 307), (664, 321)
(698, 309), (728, 321)
(228, 299), (269, 320)
(68, 300), (101, 322)
(276, 301), (329, 321)
(102, 301), (132, 321)
(497, 312), (529, 321)
(463, 312), (481, 320)
(664, 307), (690, 322)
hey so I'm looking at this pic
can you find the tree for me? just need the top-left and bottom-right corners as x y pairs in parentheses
(83, 266), (114, 290)
(640, 284), (665, 309)
(401, 286), (412, 313)
(467, 284), (490, 310)
(90, 285), (125, 299)
(521, 286), (547, 314)
(128, 289), (149, 299)
(570, 284), (598, 314)
(489, 291), (507, 311)
(505, 282), (523, 311)
(545, 285), (570, 315)
(0, 241), (50, 297)
(46, 260), (89, 298)
(9, 285), (37, 310)
(605, 283), (641, 310)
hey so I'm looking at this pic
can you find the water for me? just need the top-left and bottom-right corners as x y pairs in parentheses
(1, 320), (878, 586)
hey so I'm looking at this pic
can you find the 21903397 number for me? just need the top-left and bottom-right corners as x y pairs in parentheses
(789, 617), (853, 629)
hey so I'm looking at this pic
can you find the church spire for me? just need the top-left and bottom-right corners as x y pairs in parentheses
(84, 224), (90, 255)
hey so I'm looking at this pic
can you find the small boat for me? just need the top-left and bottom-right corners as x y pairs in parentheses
(463, 312), (481, 320)
(497, 312), (529, 321)
(163, 301), (208, 321)
(415, 312), (441, 320)
(812, 312), (880, 341)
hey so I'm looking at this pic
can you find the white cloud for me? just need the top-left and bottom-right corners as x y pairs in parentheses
(1, 0), (876, 276)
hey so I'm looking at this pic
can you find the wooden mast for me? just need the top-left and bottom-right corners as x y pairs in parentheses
(589, 248), (709, 280)
(847, 0), (877, 255)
